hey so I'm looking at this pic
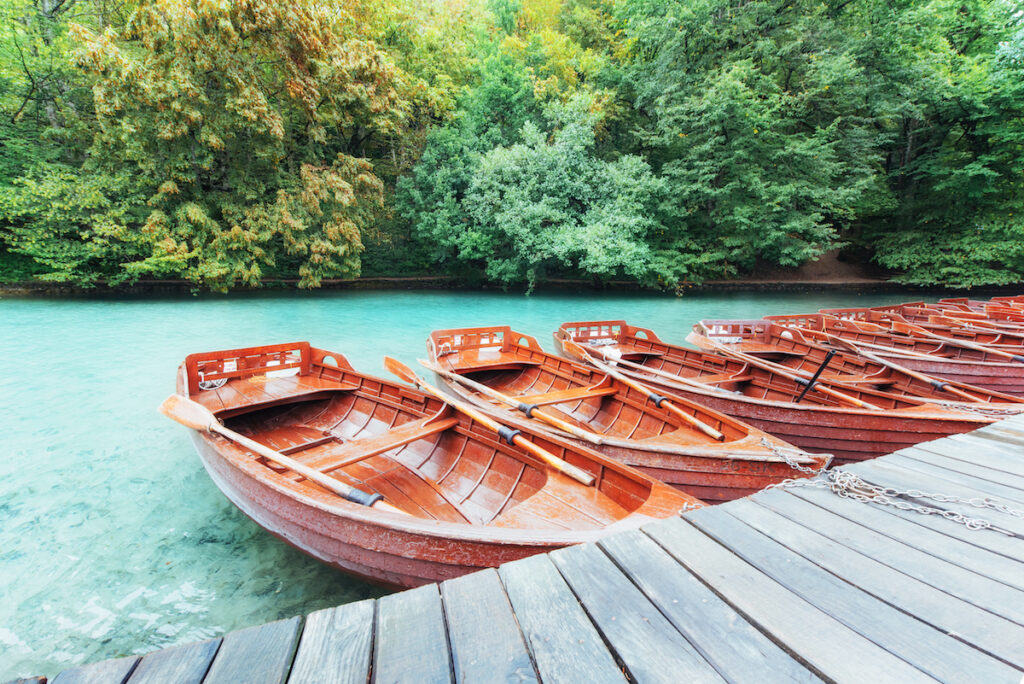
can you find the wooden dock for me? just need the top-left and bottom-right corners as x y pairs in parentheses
(16, 416), (1024, 684)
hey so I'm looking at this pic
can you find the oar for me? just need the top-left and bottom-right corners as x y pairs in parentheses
(419, 359), (607, 446)
(159, 394), (407, 514)
(384, 357), (595, 486)
(691, 332), (884, 411)
(581, 347), (739, 394)
(824, 336), (995, 404)
(562, 339), (726, 441)
(889, 320), (1024, 363)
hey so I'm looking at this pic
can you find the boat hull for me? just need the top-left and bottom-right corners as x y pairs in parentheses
(193, 431), (581, 588)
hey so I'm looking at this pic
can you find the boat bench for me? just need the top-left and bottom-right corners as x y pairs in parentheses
(518, 385), (618, 406)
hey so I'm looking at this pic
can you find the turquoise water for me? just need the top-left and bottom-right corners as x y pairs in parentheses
(0, 288), (931, 678)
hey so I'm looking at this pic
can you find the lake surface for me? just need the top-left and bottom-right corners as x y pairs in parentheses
(0, 288), (940, 678)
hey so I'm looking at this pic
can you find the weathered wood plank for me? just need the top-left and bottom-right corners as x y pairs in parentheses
(125, 638), (220, 684)
(498, 553), (626, 683)
(729, 496), (1024, 668)
(847, 460), (1024, 534)
(374, 584), (451, 684)
(643, 517), (933, 682)
(885, 451), (1024, 505)
(895, 448), (1024, 495)
(751, 488), (1024, 625)
(549, 542), (726, 683)
(688, 504), (1018, 683)
(916, 434), (1024, 479)
(288, 599), (374, 684)
(203, 617), (301, 684)
(598, 529), (819, 683)
(782, 486), (1024, 591)
(440, 569), (537, 684)
(50, 656), (139, 684)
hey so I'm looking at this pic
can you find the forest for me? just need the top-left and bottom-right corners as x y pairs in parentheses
(0, 0), (1022, 291)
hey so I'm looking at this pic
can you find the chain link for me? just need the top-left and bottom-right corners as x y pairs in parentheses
(935, 402), (1024, 417)
(767, 469), (1024, 535)
(759, 437), (829, 475)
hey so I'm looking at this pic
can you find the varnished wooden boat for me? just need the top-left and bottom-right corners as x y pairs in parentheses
(171, 342), (698, 588)
(426, 327), (829, 503)
(760, 313), (1024, 395)
(821, 306), (1024, 351)
(555, 321), (1003, 466)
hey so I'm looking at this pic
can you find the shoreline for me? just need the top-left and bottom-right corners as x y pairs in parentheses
(2, 275), (1021, 298)
(2, 275), (1020, 297)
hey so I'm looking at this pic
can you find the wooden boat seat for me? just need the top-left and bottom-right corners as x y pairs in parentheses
(197, 374), (359, 418)
(517, 385), (619, 407)
(282, 416), (461, 478)
(820, 373), (893, 386)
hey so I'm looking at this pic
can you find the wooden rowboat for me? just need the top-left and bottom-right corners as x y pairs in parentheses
(761, 313), (1024, 395)
(167, 342), (698, 588)
(555, 321), (1002, 466)
(426, 327), (829, 503)
(821, 306), (1024, 351)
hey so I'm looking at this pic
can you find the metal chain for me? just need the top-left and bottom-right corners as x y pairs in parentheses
(935, 402), (1024, 417)
(759, 437), (829, 475)
(767, 469), (1024, 536)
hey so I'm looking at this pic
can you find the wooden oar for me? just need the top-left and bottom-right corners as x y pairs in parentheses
(823, 336), (993, 404)
(690, 331), (884, 411)
(583, 348), (739, 394)
(384, 357), (595, 486)
(419, 359), (607, 446)
(889, 320), (1024, 363)
(562, 339), (726, 441)
(159, 394), (407, 514)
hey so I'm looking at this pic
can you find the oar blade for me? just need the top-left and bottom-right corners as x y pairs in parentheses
(384, 356), (419, 385)
(160, 394), (216, 431)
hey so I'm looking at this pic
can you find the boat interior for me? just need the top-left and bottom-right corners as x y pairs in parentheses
(429, 327), (749, 444)
(180, 343), (663, 530)
(557, 321), (930, 411)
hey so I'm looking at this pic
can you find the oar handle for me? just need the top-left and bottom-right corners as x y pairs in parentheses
(422, 360), (605, 446)
(389, 360), (595, 486)
(565, 340), (725, 441)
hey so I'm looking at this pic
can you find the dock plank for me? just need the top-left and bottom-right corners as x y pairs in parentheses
(374, 584), (451, 684)
(847, 460), (1024, 534)
(288, 599), (374, 684)
(441, 569), (536, 684)
(782, 486), (1024, 591)
(753, 488), (1024, 624)
(894, 448), (1024, 496)
(729, 496), (1024, 668)
(203, 617), (301, 684)
(125, 638), (220, 684)
(50, 656), (138, 684)
(598, 530), (819, 683)
(499, 553), (626, 683)
(943, 433), (1024, 477)
(549, 542), (726, 683)
(643, 517), (934, 682)
(688, 504), (1018, 683)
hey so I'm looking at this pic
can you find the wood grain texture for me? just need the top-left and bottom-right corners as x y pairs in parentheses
(124, 638), (220, 684)
(49, 656), (138, 684)
(692, 502), (1018, 683)
(498, 553), (626, 683)
(781, 485), (1024, 591)
(549, 542), (725, 683)
(598, 529), (818, 683)
(287, 599), (374, 684)
(203, 617), (301, 684)
(752, 487), (1024, 625)
(890, 450), (1024, 503)
(643, 516), (935, 682)
(374, 584), (452, 684)
(440, 569), (537, 683)
(730, 495), (1024, 669)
